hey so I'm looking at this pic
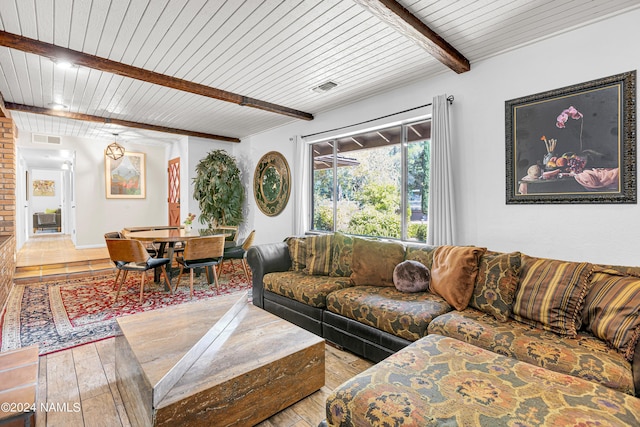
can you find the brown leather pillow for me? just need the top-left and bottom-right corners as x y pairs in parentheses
(430, 245), (486, 310)
(350, 238), (405, 286)
(393, 260), (431, 293)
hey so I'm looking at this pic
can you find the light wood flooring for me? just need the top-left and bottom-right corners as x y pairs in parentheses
(35, 338), (373, 427)
(13, 234), (375, 426)
(15, 234), (113, 282)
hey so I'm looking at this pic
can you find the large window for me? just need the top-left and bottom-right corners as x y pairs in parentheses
(311, 120), (431, 242)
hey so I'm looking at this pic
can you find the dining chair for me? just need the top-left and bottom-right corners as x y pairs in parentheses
(175, 235), (226, 298)
(219, 230), (255, 281)
(104, 231), (124, 285)
(105, 238), (172, 303)
(211, 225), (239, 243)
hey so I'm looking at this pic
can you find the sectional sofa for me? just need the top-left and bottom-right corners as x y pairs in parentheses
(247, 233), (640, 425)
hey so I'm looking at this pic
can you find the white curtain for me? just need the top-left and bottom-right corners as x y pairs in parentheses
(427, 94), (455, 246)
(293, 135), (310, 235)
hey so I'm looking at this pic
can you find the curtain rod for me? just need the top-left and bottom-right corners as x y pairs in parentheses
(301, 95), (453, 139)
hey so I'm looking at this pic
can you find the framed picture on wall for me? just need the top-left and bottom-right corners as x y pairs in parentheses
(105, 152), (146, 199)
(505, 70), (636, 204)
(33, 179), (55, 197)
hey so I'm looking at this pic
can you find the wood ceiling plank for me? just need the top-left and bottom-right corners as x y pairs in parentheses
(108, 0), (157, 62)
(34, 0), (54, 43)
(222, 9), (373, 103)
(0, 50), (19, 101)
(53, 0), (73, 48)
(178, 1), (292, 84)
(25, 54), (45, 107)
(5, 102), (240, 143)
(94, 0), (130, 58)
(449, 1), (588, 58)
(82, 1), (111, 55)
(0, 1), (20, 34)
(14, 0), (38, 39)
(351, 0), (470, 74)
(0, 30), (314, 120)
(146, 0), (230, 77)
(75, 68), (106, 115)
(166, 1), (262, 82)
(250, 22), (416, 104)
(9, 50), (32, 105)
(215, 1), (360, 92)
(119, 0), (172, 67)
(68, 0), (93, 52)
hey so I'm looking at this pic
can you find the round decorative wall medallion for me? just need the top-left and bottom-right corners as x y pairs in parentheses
(254, 151), (291, 216)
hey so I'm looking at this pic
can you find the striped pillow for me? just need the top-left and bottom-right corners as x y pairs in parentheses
(304, 234), (333, 275)
(512, 255), (592, 336)
(286, 237), (306, 271)
(582, 268), (640, 361)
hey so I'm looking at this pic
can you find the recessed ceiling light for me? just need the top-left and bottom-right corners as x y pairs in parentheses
(54, 59), (75, 69)
(47, 103), (68, 110)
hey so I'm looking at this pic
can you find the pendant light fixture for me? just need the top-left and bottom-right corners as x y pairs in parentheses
(105, 133), (125, 160)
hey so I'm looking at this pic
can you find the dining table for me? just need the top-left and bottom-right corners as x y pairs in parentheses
(122, 228), (236, 288)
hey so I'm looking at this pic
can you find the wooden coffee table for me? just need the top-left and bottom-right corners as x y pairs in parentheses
(115, 293), (325, 427)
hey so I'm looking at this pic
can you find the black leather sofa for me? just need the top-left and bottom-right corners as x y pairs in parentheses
(247, 241), (412, 363)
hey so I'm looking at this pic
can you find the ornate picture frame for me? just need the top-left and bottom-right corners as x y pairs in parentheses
(505, 71), (636, 204)
(105, 152), (146, 199)
(254, 151), (291, 216)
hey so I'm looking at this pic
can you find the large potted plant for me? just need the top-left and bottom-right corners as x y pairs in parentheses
(193, 150), (245, 228)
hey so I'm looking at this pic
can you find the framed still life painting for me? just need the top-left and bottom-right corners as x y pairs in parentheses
(105, 152), (146, 199)
(505, 71), (636, 204)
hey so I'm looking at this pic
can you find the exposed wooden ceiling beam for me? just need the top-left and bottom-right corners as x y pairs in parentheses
(0, 30), (313, 121)
(352, 0), (470, 74)
(5, 102), (240, 143)
(0, 93), (11, 118)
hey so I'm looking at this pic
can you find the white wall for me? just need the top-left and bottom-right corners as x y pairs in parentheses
(17, 133), (169, 247)
(241, 9), (640, 266)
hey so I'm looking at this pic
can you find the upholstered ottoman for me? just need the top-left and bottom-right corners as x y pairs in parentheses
(325, 334), (640, 426)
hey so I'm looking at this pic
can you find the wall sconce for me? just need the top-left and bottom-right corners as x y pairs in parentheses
(105, 133), (125, 160)
(61, 161), (70, 170)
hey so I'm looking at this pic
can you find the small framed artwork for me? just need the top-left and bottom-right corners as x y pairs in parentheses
(105, 152), (146, 199)
(33, 179), (55, 196)
(505, 71), (636, 204)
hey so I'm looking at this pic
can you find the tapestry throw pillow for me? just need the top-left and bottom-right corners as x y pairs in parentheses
(304, 234), (333, 276)
(404, 244), (438, 269)
(286, 237), (307, 271)
(393, 260), (431, 293)
(430, 245), (486, 311)
(330, 232), (354, 277)
(469, 251), (522, 322)
(512, 255), (592, 337)
(350, 238), (405, 287)
(582, 268), (640, 361)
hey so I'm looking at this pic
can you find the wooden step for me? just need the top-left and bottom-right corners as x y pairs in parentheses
(14, 258), (115, 284)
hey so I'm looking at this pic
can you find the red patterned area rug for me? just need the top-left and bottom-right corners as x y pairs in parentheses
(0, 264), (251, 355)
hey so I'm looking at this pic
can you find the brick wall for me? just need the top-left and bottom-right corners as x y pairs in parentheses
(0, 236), (15, 309)
(0, 117), (16, 310)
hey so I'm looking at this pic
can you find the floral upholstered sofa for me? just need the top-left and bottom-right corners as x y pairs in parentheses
(247, 233), (640, 424)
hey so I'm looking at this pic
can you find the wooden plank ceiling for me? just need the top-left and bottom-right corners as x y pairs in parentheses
(0, 0), (638, 145)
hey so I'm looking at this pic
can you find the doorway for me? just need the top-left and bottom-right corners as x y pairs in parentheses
(168, 157), (180, 226)
(17, 147), (76, 250)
